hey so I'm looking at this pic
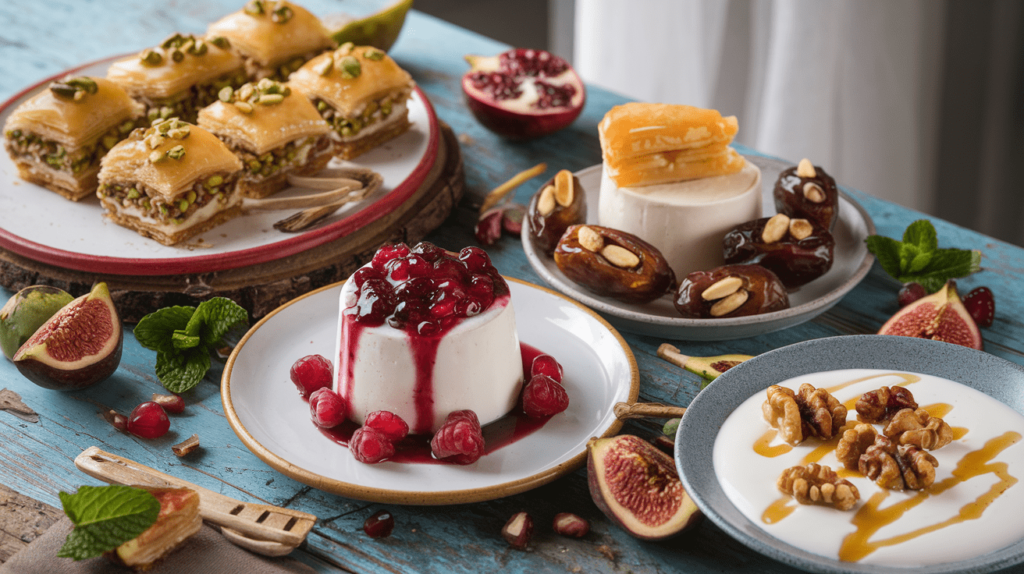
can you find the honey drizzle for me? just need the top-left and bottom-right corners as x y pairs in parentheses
(824, 372), (921, 396)
(754, 429), (793, 458)
(762, 496), (797, 524)
(838, 431), (1022, 562)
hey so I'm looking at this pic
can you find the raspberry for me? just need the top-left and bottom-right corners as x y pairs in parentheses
(309, 388), (346, 428)
(530, 354), (563, 383)
(127, 402), (170, 439)
(290, 354), (334, 398)
(521, 375), (569, 418)
(364, 411), (409, 441)
(430, 410), (486, 464)
(350, 426), (395, 463)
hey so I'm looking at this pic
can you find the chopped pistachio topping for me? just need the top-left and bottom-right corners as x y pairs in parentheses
(66, 77), (98, 94)
(244, 0), (264, 15)
(271, 5), (293, 23)
(209, 36), (230, 50)
(140, 49), (163, 66)
(337, 42), (354, 56)
(315, 58), (333, 77)
(150, 150), (168, 164)
(168, 145), (186, 160)
(258, 93), (284, 105)
(218, 86), (234, 102)
(364, 49), (385, 61)
(49, 76), (97, 100)
(234, 101), (254, 114)
(338, 56), (361, 79)
(205, 175), (224, 188)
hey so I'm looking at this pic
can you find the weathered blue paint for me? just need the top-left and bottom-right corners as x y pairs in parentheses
(2, 2), (1024, 572)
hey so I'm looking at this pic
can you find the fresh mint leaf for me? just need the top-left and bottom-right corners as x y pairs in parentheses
(172, 330), (201, 350)
(185, 297), (248, 348)
(134, 306), (196, 354)
(865, 219), (982, 292)
(865, 235), (902, 278)
(903, 219), (938, 252)
(57, 485), (159, 560)
(155, 348), (211, 393)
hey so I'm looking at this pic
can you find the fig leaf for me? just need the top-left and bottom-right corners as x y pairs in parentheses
(57, 485), (159, 561)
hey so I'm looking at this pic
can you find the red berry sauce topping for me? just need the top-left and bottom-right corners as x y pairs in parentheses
(127, 401), (170, 439)
(290, 354), (334, 398)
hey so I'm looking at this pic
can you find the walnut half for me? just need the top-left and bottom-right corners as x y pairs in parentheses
(835, 424), (877, 470)
(884, 408), (954, 450)
(777, 463), (860, 511)
(855, 386), (918, 423)
(858, 434), (939, 490)
(763, 386), (803, 445)
(762, 383), (847, 445)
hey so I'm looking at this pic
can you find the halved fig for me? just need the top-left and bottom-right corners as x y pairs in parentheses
(587, 435), (702, 540)
(878, 281), (982, 350)
(111, 486), (201, 569)
(0, 285), (74, 360)
(13, 282), (122, 390)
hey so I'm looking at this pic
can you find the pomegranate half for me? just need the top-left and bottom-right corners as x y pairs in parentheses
(462, 48), (586, 140)
(877, 281), (982, 350)
(13, 282), (123, 390)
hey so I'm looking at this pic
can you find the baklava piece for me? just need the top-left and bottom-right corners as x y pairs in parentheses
(107, 33), (247, 124)
(290, 44), (415, 160)
(97, 118), (243, 245)
(207, 0), (334, 81)
(198, 79), (332, 198)
(3, 77), (143, 200)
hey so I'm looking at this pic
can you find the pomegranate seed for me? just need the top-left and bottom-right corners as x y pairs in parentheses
(151, 393), (185, 414)
(290, 354), (334, 398)
(363, 510), (396, 538)
(521, 375), (569, 418)
(552, 513), (589, 538)
(411, 241), (445, 262)
(102, 409), (128, 432)
(364, 411), (409, 441)
(309, 388), (346, 428)
(371, 243), (410, 270)
(474, 209), (504, 246)
(501, 511), (534, 549)
(458, 246), (491, 272)
(351, 266), (385, 288)
(898, 282), (927, 307)
(127, 402), (170, 439)
(430, 410), (485, 465)
(963, 286), (995, 328)
(349, 426), (395, 464)
(530, 354), (563, 382)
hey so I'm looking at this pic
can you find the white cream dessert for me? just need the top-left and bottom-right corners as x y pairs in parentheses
(715, 369), (1024, 567)
(334, 243), (524, 434)
(597, 103), (762, 277)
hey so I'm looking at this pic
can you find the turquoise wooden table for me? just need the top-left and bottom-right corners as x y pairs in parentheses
(2, 2), (1024, 572)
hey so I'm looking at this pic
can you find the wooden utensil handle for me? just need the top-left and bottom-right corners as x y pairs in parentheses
(75, 447), (315, 548)
(613, 402), (687, 420)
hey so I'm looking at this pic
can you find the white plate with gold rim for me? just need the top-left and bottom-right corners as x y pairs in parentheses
(676, 335), (1024, 574)
(521, 155), (875, 341)
(222, 277), (639, 505)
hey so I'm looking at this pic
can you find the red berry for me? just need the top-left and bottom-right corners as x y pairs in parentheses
(127, 402), (170, 439)
(459, 246), (492, 272)
(351, 266), (385, 288)
(530, 354), (563, 382)
(898, 282), (927, 307)
(521, 375), (569, 418)
(290, 354), (334, 398)
(350, 426), (395, 463)
(474, 208), (504, 246)
(963, 286), (995, 328)
(363, 510), (396, 538)
(364, 411), (409, 441)
(371, 243), (410, 270)
(150, 393), (185, 414)
(309, 388), (346, 428)
(430, 410), (485, 464)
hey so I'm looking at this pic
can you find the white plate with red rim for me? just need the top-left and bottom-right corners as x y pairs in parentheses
(521, 155), (876, 341)
(221, 276), (639, 504)
(0, 54), (438, 276)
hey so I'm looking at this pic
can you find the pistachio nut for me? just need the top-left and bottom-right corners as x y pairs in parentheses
(66, 77), (98, 94)
(271, 5), (293, 23)
(205, 175), (224, 188)
(189, 40), (208, 56)
(48, 82), (78, 99)
(167, 126), (191, 140)
(258, 93), (284, 105)
(218, 86), (234, 103)
(339, 56), (361, 79)
(244, 0), (264, 15)
(170, 48), (184, 63)
(337, 42), (354, 56)
(234, 101), (254, 114)
(167, 145), (186, 160)
(209, 36), (231, 50)
(364, 49), (385, 61)
(140, 49), (163, 66)
(149, 150), (168, 164)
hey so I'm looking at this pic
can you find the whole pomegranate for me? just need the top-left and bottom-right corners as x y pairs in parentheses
(462, 48), (586, 140)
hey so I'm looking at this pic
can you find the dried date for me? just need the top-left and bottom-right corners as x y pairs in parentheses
(527, 169), (587, 255)
(722, 214), (835, 288)
(554, 225), (674, 303)
(773, 159), (840, 230)
(674, 264), (789, 318)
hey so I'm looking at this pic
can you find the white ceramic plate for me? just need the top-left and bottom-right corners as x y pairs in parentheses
(521, 156), (876, 340)
(0, 55), (437, 276)
(222, 278), (639, 505)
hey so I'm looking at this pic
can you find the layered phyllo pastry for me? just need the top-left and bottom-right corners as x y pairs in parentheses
(97, 118), (243, 245)
(207, 0), (334, 81)
(197, 78), (333, 198)
(107, 33), (247, 124)
(289, 44), (414, 160)
(3, 76), (144, 200)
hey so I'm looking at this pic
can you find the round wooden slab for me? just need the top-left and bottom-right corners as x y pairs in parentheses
(0, 122), (464, 322)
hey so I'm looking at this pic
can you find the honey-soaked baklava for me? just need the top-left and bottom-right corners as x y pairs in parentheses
(198, 78), (333, 198)
(106, 33), (247, 124)
(289, 44), (414, 160)
(3, 76), (144, 200)
(97, 118), (243, 245)
(207, 0), (334, 82)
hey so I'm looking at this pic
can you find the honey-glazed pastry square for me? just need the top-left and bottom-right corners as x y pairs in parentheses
(97, 119), (243, 246)
(207, 0), (334, 81)
(289, 44), (414, 160)
(197, 79), (333, 198)
(106, 33), (247, 124)
(3, 77), (144, 201)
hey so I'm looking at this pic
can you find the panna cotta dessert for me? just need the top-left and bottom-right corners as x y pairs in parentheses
(715, 369), (1024, 566)
(597, 103), (762, 278)
(334, 242), (524, 434)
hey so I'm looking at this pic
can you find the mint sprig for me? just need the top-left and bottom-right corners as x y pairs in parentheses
(135, 297), (248, 393)
(57, 485), (160, 560)
(865, 219), (982, 293)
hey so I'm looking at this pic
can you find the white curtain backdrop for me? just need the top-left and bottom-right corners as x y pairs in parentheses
(574, 0), (946, 213)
